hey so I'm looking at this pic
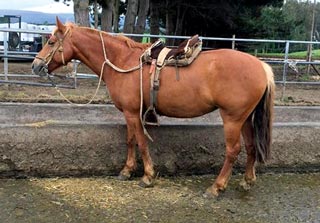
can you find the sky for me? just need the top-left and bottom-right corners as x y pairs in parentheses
(0, 0), (74, 14)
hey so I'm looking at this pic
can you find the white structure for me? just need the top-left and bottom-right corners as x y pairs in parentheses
(0, 22), (55, 42)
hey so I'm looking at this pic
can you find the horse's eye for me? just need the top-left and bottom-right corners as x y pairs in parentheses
(47, 40), (55, 46)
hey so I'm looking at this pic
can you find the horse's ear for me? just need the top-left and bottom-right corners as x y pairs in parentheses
(56, 16), (66, 33)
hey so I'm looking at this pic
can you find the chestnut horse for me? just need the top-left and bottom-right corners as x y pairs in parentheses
(32, 18), (275, 198)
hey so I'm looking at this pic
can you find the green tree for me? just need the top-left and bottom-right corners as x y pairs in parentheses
(251, 0), (320, 52)
(148, 0), (283, 47)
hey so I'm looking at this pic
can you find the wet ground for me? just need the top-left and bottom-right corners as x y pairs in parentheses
(0, 173), (319, 223)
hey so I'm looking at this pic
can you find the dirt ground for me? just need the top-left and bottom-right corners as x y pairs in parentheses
(0, 173), (319, 223)
(1, 62), (320, 223)
(1, 61), (320, 105)
(0, 61), (110, 104)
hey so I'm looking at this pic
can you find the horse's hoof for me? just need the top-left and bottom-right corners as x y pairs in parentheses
(138, 176), (154, 188)
(118, 173), (131, 181)
(238, 179), (255, 191)
(238, 180), (251, 191)
(203, 187), (219, 200)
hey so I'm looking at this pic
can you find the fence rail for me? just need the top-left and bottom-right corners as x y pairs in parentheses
(1, 27), (320, 99)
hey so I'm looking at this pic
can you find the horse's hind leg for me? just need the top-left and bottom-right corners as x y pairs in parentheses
(239, 115), (257, 190)
(205, 116), (242, 197)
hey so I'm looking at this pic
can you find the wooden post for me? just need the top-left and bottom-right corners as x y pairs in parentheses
(306, 0), (316, 75)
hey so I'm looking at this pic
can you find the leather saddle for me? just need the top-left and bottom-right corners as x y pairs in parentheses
(144, 34), (202, 65)
(150, 35), (201, 60)
(142, 35), (202, 126)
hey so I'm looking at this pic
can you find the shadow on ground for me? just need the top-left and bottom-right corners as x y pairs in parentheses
(0, 173), (319, 223)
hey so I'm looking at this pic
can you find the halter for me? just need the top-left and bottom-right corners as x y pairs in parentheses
(35, 28), (70, 75)
(35, 27), (153, 141)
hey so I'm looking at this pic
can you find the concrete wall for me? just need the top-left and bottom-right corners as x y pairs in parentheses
(0, 103), (319, 177)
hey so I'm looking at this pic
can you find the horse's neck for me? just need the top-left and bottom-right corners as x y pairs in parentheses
(72, 29), (109, 75)
(72, 28), (143, 76)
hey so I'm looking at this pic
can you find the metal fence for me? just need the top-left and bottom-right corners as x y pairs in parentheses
(1, 27), (320, 98)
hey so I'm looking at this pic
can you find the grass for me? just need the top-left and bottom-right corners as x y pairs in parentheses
(289, 49), (320, 59)
(256, 49), (320, 59)
(140, 33), (320, 60)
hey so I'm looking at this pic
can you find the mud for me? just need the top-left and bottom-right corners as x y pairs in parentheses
(0, 173), (319, 223)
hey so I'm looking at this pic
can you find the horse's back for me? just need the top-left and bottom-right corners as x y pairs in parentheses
(198, 49), (268, 109)
(156, 49), (270, 118)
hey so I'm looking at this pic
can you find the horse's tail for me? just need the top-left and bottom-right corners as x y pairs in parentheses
(252, 62), (275, 163)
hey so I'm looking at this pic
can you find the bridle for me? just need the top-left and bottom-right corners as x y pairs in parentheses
(34, 27), (153, 141)
(35, 28), (70, 75)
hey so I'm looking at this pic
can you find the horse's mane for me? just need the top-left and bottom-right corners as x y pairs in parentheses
(52, 22), (76, 35)
(116, 34), (151, 49)
(62, 22), (151, 50)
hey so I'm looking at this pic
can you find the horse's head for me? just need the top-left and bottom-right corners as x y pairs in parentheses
(32, 17), (73, 76)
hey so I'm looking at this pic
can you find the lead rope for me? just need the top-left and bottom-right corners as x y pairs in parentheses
(54, 30), (141, 106)
(99, 32), (141, 73)
(54, 31), (153, 141)
(53, 61), (104, 106)
(51, 29), (104, 106)
(100, 32), (153, 141)
(139, 54), (153, 142)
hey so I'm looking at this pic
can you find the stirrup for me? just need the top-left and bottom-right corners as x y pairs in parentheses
(143, 106), (160, 126)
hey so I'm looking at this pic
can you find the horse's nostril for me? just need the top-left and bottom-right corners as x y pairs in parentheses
(31, 62), (42, 76)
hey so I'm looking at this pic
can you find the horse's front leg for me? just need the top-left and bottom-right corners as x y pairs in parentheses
(119, 112), (155, 187)
(118, 115), (137, 180)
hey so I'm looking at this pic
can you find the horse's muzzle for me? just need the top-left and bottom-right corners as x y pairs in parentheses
(31, 59), (49, 77)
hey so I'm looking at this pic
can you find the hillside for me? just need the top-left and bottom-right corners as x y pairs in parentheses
(0, 9), (74, 25)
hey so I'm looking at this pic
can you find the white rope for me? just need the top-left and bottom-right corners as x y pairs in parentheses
(99, 32), (153, 141)
(52, 33), (108, 106)
(96, 32), (153, 140)
(139, 54), (153, 142)
(53, 31), (141, 106)
(99, 32), (141, 73)
(54, 60), (105, 106)
(100, 31), (153, 141)
(55, 31), (153, 141)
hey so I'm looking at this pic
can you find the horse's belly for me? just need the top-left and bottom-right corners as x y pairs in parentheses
(156, 96), (217, 118)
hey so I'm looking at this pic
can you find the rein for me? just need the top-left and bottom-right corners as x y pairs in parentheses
(35, 28), (70, 73)
(99, 32), (141, 73)
(37, 28), (103, 106)
(99, 31), (153, 141)
(37, 28), (153, 140)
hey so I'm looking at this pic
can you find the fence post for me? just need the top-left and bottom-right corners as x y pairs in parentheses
(72, 60), (80, 88)
(282, 41), (290, 100)
(232, 34), (235, 50)
(3, 31), (8, 79)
